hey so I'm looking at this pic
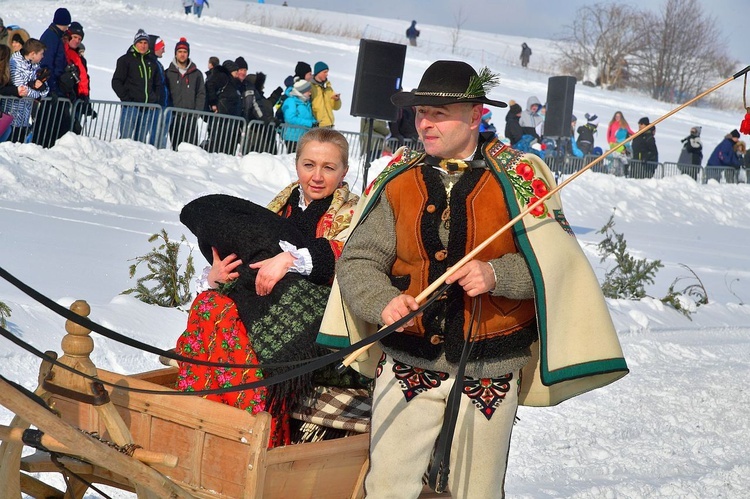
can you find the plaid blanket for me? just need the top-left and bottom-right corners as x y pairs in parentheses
(291, 385), (371, 434)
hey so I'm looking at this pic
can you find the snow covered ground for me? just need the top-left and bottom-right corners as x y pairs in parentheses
(1, 1), (749, 497)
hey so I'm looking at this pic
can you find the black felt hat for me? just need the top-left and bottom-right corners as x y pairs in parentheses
(391, 60), (507, 108)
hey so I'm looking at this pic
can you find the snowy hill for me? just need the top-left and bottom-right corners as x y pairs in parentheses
(1, 1), (750, 497)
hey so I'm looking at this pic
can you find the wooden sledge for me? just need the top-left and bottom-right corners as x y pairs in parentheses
(0, 300), (371, 498)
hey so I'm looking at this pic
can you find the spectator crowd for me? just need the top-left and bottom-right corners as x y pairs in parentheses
(1, 8), (748, 182)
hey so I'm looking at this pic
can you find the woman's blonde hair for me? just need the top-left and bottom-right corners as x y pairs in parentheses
(296, 128), (350, 169)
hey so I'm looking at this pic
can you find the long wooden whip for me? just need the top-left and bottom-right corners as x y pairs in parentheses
(339, 66), (750, 370)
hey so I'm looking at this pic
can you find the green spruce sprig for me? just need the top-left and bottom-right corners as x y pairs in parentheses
(464, 67), (500, 98)
(123, 229), (195, 308)
(0, 301), (11, 328)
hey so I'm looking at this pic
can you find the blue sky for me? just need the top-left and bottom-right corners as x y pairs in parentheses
(284, 0), (745, 62)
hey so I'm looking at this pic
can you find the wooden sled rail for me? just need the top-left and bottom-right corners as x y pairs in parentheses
(0, 298), (373, 498)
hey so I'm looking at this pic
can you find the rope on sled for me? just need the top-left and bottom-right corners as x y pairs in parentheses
(0, 280), (451, 397)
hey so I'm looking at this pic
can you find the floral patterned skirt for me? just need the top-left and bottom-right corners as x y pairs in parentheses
(175, 290), (291, 448)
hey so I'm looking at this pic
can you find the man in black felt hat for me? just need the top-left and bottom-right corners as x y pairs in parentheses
(326, 60), (627, 497)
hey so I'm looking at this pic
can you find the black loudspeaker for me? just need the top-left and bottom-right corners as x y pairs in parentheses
(350, 39), (407, 122)
(544, 76), (576, 138)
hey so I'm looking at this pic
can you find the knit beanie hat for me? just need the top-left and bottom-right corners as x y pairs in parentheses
(294, 61), (311, 79)
(222, 59), (239, 73)
(134, 29), (149, 44)
(154, 37), (165, 52)
(68, 21), (84, 40)
(481, 107), (492, 121)
(53, 8), (71, 26)
(730, 129), (741, 139)
(174, 37), (189, 55)
(314, 61), (328, 75)
(571, 114), (577, 122)
(235, 56), (248, 70)
(294, 79), (312, 94)
(638, 117), (650, 126)
(585, 113), (599, 126)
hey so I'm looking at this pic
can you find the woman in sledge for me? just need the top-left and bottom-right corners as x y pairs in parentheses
(175, 127), (359, 448)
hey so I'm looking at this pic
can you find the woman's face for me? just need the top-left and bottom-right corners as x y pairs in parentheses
(11, 40), (22, 53)
(615, 112), (623, 121)
(296, 140), (348, 204)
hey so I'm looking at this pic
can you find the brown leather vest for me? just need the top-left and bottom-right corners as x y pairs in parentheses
(383, 165), (536, 360)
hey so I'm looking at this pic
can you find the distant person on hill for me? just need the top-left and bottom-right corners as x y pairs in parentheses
(194, 0), (209, 18)
(310, 61), (340, 128)
(631, 117), (658, 178)
(504, 101), (523, 146)
(520, 42), (532, 68)
(406, 20), (420, 47)
(182, 0), (193, 15)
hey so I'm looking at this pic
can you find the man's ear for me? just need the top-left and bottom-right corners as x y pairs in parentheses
(470, 104), (483, 128)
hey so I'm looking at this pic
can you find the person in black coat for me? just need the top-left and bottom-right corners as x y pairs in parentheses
(504, 102), (523, 146)
(388, 104), (418, 148)
(576, 113), (599, 155)
(34, 7), (71, 148)
(631, 117), (658, 178)
(204, 59), (243, 154)
(111, 29), (161, 143)
(243, 71), (283, 154)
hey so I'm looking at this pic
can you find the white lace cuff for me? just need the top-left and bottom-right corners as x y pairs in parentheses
(279, 240), (313, 275)
(195, 265), (213, 293)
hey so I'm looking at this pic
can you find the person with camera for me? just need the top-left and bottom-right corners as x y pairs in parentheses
(62, 21), (91, 134)
(8, 38), (48, 142)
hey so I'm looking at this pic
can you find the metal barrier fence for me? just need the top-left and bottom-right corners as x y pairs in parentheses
(545, 153), (744, 185)
(0, 94), (744, 185)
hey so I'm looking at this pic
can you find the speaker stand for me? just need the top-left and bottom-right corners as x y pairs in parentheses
(362, 117), (375, 192)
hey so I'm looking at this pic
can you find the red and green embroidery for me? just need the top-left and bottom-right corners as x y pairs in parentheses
(505, 160), (551, 219)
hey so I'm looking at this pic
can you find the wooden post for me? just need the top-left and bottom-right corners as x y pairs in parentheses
(0, 356), (55, 498)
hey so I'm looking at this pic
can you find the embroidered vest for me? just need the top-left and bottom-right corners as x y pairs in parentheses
(382, 163), (537, 363)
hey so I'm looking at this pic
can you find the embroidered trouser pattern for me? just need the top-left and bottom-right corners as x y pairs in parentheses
(365, 353), (520, 499)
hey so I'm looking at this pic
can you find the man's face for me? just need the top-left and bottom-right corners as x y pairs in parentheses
(237, 68), (247, 81)
(175, 48), (188, 64)
(29, 50), (44, 65)
(135, 40), (149, 54)
(69, 34), (82, 49)
(415, 103), (480, 159)
(315, 69), (329, 82)
(155, 46), (165, 58)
